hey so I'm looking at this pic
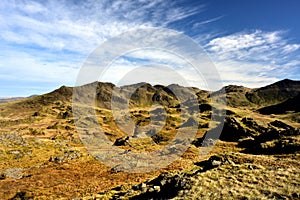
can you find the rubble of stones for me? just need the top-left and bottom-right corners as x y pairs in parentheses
(49, 150), (81, 163)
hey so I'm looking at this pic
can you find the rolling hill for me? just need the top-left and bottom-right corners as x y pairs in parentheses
(0, 79), (299, 199)
(258, 93), (300, 114)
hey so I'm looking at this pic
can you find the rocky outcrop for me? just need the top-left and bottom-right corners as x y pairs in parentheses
(97, 155), (234, 199)
(191, 115), (300, 155)
(206, 116), (256, 142)
(238, 120), (300, 154)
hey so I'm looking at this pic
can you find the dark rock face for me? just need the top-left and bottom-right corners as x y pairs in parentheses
(199, 103), (212, 112)
(270, 120), (294, 129)
(215, 116), (299, 145)
(225, 109), (236, 115)
(191, 136), (205, 147)
(9, 191), (34, 200)
(113, 136), (129, 146)
(260, 138), (300, 154)
(129, 173), (192, 200)
(57, 111), (72, 119)
(238, 137), (256, 149)
(219, 117), (248, 141)
(191, 114), (300, 155)
(216, 116), (255, 142)
(240, 136), (300, 155)
(192, 116), (257, 146)
(32, 111), (40, 117)
(237, 120), (300, 154)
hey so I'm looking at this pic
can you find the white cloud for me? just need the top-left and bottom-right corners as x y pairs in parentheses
(206, 30), (300, 86)
(0, 0), (211, 96)
(207, 30), (283, 55)
(283, 44), (300, 54)
(0, 0), (205, 54)
(20, 1), (47, 13)
(214, 60), (280, 88)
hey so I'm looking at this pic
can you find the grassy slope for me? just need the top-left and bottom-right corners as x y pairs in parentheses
(0, 80), (299, 199)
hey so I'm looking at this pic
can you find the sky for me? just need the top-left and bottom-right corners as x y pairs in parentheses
(0, 0), (300, 97)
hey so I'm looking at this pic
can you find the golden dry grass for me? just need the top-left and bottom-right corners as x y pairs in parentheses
(0, 92), (299, 199)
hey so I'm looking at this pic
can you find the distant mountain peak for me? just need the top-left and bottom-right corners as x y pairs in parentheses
(3, 79), (300, 110)
(257, 79), (299, 91)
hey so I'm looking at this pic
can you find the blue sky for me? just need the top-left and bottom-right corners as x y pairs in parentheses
(0, 0), (299, 97)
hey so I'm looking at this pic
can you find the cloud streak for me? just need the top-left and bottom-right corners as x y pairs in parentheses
(0, 0), (205, 53)
(0, 0), (207, 96)
(206, 30), (300, 87)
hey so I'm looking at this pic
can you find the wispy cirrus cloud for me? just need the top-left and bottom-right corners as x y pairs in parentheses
(0, 0), (205, 53)
(207, 30), (284, 60)
(206, 30), (300, 87)
(0, 0), (207, 96)
(192, 15), (224, 28)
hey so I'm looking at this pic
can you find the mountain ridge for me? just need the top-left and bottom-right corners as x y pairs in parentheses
(4, 79), (300, 111)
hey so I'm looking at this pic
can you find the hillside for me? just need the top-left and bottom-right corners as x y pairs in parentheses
(0, 79), (299, 199)
(0, 97), (26, 104)
(258, 93), (300, 114)
(246, 79), (300, 106)
(211, 79), (300, 108)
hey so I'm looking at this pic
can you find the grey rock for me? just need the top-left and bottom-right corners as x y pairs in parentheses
(4, 168), (23, 179)
(7, 150), (22, 154)
(49, 150), (81, 163)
